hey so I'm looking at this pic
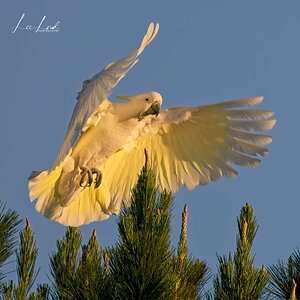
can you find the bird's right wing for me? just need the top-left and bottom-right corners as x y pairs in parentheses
(98, 96), (276, 212)
(51, 22), (159, 168)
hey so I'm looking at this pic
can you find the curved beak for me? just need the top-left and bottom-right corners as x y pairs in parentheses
(145, 102), (161, 117)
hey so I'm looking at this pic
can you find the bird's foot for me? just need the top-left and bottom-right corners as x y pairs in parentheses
(91, 168), (102, 188)
(80, 167), (92, 187)
(80, 167), (102, 188)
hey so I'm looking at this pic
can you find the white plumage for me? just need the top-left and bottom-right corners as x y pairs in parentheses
(28, 23), (275, 226)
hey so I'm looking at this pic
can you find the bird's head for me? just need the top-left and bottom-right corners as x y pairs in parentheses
(117, 91), (162, 120)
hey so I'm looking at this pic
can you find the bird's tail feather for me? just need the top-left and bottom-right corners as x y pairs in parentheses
(28, 165), (112, 226)
(28, 166), (64, 221)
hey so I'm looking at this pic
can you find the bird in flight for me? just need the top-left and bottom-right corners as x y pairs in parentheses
(29, 23), (276, 226)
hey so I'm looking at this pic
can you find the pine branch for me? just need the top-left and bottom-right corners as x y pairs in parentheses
(49, 227), (82, 300)
(213, 203), (268, 300)
(49, 227), (113, 300)
(109, 163), (209, 300)
(77, 229), (112, 299)
(0, 217), (49, 299)
(14, 218), (40, 299)
(110, 166), (175, 299)
(174, 204), (209, 300)
(0, 201), (22, 281)
(0, 280), (14, 300)
(268, 249), (300, 299)
(177, 204), (188, 271)
(28, 284), (50, 300)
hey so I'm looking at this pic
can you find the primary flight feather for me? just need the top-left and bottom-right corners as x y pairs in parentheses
(28, 22), (276, 226)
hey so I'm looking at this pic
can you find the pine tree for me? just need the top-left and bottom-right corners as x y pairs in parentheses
(50, 226), (112, 299)
(1, 218), (50, 299)
(213, 203), (268, 300)
(109, 152), (209, 299)
(109, 165), (176, 299)
(15, 218), (41, 298)
(0, 201), (22, 283)
(173, 204), (209, 300)
(50, 227), (83, 299)
(268, 249), (300, 299)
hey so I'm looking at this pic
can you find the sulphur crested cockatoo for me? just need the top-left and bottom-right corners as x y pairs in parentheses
(29, 22), (276, 226)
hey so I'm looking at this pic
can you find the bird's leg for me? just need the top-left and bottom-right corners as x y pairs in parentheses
(80, 167), (93, 187)
(91, 168), (102, 188)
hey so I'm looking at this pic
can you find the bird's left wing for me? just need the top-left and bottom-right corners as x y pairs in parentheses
(98, 96), (276, 212)
(52, 22), (159, 168)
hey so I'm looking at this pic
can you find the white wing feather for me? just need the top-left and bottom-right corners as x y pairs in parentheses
(97, 96), (276, 210)
(51, 23), (159, 168)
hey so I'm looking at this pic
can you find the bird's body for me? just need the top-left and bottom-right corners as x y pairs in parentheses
(57, 102), (136, 206)
(29, 23), (276, 226)
(54, 97), (159, 207)
(69, 102), (137, 169)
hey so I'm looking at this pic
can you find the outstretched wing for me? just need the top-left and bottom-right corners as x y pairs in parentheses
(52, 22), (159, 168)
(98, 96), (276, 211)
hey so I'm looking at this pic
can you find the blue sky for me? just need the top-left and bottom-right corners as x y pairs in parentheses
(0, 0), (299, 288)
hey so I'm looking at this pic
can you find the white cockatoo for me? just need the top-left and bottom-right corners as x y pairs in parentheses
(29, 23), (276, 226)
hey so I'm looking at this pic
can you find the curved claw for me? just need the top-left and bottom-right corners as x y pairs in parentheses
(80, 167), (93, 187)
(91, 168), (102, 188)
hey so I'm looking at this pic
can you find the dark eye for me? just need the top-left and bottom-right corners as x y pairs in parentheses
(145, 98), (149, 102)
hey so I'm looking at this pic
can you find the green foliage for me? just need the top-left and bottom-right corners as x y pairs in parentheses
(110, 167), (176, 299)
(7, 169), (300, 299)
(174, 205), (209, 300)
(0, 201), (22, 281)
(52, 228), (111, 300)
(1, 218), (49, 300)
(14, 219), (40, 298)
(1, 280), (14, 300)
(50, 227), (82, 299)
(268, 249), (300, 299)
(213, 203), (269, 300)
(28, 284), (50, 299)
